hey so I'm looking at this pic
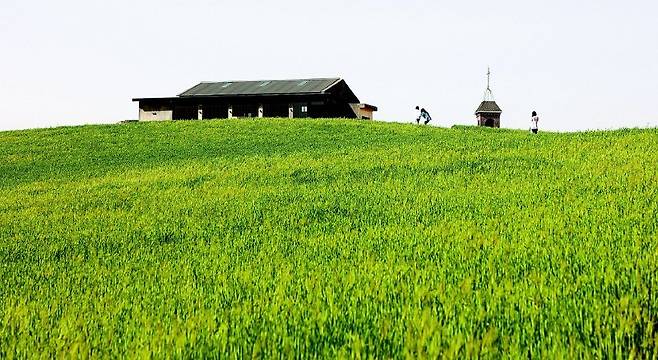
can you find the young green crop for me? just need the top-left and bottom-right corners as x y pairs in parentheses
(1, 119), (657, 358)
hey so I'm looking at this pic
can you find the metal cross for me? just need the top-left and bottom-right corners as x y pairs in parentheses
(487, 67), (491, 91)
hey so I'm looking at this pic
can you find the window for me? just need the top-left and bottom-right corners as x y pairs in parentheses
(301, 106), (308, 112)
(222, 83), (232, 88)
(259, 81), (271, 87)
(298, 80), (309, 86)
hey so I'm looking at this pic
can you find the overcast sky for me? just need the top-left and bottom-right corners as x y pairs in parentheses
(1, 0), (657, 132)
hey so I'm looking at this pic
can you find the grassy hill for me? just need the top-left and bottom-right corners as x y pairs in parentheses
(1, 119), (657, 357)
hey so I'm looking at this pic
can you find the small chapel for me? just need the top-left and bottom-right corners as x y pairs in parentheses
(475, 68), (502, 128)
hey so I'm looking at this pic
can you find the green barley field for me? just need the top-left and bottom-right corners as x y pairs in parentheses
(1, 119), (657, 358)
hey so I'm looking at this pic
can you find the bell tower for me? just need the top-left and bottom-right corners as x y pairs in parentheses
(475, 67), (502, 128)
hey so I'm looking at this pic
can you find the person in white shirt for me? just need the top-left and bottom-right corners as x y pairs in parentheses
(531, 111), (539, 134)
(414, 106), (422, 124)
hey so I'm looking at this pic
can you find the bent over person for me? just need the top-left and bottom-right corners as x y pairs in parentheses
(420, 108), (432, 125)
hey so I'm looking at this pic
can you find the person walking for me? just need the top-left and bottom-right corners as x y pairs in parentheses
(530, 111), (539, 134)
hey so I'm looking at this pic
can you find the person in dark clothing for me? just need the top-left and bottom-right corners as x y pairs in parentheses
(418, 107), (432, 125)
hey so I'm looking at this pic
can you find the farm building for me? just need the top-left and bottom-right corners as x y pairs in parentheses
(133, 78), (378, 121)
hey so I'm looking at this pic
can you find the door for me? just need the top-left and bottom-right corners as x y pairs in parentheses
(292, 103), (309, 118)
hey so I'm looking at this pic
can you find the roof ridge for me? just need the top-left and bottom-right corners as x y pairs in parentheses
(321, 78), (344, 93)
(197, 77), (341, 84)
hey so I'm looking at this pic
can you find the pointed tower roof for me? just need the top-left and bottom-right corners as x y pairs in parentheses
(476, 101), (502, 113)
(475, 67), (502, 114)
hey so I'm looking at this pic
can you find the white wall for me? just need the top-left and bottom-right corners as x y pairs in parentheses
(138, 106), (173, 121)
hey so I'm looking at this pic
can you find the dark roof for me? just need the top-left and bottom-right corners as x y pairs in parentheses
(178, 78), (342, 97)
(475, 101), (502, 114)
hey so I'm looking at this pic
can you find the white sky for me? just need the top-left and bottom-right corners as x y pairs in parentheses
(1, 0), (657, 132)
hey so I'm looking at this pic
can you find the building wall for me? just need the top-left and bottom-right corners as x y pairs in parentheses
(262, 103), (289, 117)
(349, 104), (376, 120)
(139, 105), (173, 121)
(231, 103), (260, 118)
(359, 109), (374, 120)
(477, 113), (501, 128)
(202, 103), (229, 119)
(137, 94), (370, 121)
(173, 105), (198, 120)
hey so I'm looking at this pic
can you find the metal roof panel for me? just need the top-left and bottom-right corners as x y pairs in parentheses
(179, 78), (341, 97)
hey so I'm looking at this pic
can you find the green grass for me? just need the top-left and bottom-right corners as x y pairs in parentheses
(1, 119), (657, 358)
